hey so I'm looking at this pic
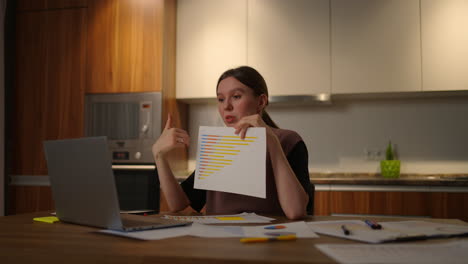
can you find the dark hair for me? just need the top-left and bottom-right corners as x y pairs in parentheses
(216, 66), (279, 129)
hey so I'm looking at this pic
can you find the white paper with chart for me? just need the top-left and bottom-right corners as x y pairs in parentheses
(194, 126), (266, 198)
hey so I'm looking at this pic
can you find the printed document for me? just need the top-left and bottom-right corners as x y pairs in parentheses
(162, 212), (274, 224)
(99, 221), (319, 240)
(308, 220), (468, 244)
(194, 126), (266, 198)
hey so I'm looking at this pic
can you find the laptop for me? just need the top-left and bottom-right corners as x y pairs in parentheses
(43, 136), (191, 232)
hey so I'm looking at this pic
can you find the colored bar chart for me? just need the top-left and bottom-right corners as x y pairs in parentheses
(194, 126), (266, 198)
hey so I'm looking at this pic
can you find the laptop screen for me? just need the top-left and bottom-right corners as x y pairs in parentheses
(44, 137), (123, 229)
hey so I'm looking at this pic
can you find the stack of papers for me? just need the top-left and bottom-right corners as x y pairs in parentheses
(307, 220), (468, 244)
(161, 212), (274, 224)
(100, 219), (319, 240)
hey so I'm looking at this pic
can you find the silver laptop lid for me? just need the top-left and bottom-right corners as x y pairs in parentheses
(44, 137), (123, 230)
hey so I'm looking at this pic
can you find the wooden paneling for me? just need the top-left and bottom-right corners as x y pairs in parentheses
(13, 8), (86, 175)
(8, 186), (54, 214)
(46, 0), (87, 9)
(160, 0), (188, 174)
(431, 192), (468, 220)
(319, 191), (468, 221)
(11, 7), (87, 213)
(37, 8), (87, 174)
(16, 0), (47, 11)
(330, 191), (371, 215)
(17, 0), (87, 11)
(11, 0), (182, 215)
(13, 11), (48, 175)
(86, 0), (164, 93)
(314, 191), (330, 216)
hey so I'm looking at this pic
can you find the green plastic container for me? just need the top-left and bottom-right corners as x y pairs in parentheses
(380, 160), (400, 178)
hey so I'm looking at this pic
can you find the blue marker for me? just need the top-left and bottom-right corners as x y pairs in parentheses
(364, 219), (382, 230)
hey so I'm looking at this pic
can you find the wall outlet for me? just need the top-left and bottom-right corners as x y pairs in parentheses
(364, 148), (382, 160)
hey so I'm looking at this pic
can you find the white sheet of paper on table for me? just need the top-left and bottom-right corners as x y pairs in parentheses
(99, 225), (192, 240)
(100, 220), (319, 240)
(316, 240), (468, 264)
(162, 212), (274, 224)
(194, 126), (266, 198)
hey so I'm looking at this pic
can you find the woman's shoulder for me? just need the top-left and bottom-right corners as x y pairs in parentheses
(270, 127), (304, 153)
(271, 127), (303, 141)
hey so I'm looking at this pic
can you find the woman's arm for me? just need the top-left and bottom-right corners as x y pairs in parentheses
(152, 114), (191, 212)
(234, 115), (309, 220)
(267, 133), (309, 220)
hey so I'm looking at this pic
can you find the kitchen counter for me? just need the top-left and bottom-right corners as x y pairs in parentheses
(310, 173), (468, 187)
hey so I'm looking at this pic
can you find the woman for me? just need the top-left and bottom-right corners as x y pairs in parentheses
(152, 66), (313, 220)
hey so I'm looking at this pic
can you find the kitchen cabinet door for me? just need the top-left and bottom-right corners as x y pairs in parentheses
(86, 0), (167, 93)
(421, 0), (468, 91)
(331, 0), (421, 94)
(176, 0), (247, 99)
(247, 0), (330, 96)
(11, 7), (86, 214)
(17, 0), (87, 11)
(316, 190), (468, 221)
(13, 11), (48, 175)
(13, 8), (85, 175)
(38, 8), (87, 173)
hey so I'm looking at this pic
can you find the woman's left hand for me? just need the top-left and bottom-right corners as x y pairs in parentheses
(234, 114), (272, 139)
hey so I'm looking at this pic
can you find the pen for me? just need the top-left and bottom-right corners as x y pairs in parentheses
(240, 234), (297, 243)
(364, 219), (382, 230)
(341, 225), (351, 235)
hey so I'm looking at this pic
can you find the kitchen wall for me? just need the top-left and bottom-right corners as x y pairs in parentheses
(185, 96), (468, 175)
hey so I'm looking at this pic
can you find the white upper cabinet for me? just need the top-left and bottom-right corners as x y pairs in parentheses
(247, 0), (330, 96)
(421, 0), (468, 91)
(331, 0), (421, 94)
(176, 0), (247, 99)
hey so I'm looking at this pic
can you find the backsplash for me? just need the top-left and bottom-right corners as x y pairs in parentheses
(185, 96), (468, 174)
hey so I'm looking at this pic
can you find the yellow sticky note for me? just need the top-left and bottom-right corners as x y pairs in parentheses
(33, 216), (60, 224)
(215, 217), (245, 221)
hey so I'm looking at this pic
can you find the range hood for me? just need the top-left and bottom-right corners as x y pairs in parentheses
(269, 94), (331, 105)
(178, 93), (332, 105)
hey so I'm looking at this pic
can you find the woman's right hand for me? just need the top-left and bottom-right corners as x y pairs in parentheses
(152, 114), (190, 159)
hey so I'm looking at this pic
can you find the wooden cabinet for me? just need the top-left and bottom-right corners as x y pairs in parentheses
(16, 0), (87, 11)
(331, 0), (421, 94)
(10, 7), (87, 214)
(10, 0), (181, 215)
(314, 191), (468, 221)
(13, 8), (86, 175)
(13, 11), (48, 175)
(86, 0), (170, 94)
(176, 0), (247, 99)
(421, 0), (468, 91)
(247, 0), (330, 96)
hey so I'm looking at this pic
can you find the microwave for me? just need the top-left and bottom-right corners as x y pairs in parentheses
(84, 92), (162, 164)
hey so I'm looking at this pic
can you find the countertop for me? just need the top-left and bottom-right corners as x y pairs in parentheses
(310, 173), (468, 187)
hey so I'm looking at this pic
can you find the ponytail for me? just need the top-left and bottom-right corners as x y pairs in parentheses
(262, 110), (279, 129)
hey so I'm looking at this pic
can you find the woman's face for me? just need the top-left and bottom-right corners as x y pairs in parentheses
(217, 76), (264, 127)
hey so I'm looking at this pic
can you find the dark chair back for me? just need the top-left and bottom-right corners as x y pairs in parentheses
(307, 184), (315, 215)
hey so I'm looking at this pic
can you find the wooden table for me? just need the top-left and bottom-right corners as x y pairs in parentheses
(1, 212), (467, 264)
